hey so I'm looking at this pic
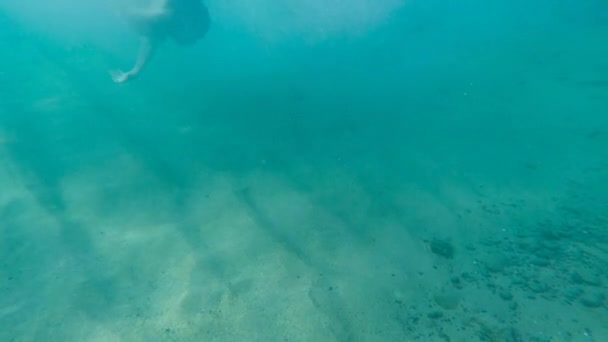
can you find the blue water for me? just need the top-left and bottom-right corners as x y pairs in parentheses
(1, 0), (607, 340)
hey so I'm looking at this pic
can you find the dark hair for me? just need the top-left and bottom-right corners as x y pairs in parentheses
(169, 0), (210, 45)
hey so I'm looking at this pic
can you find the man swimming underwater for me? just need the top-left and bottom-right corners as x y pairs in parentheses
(111, 0), (210, 83)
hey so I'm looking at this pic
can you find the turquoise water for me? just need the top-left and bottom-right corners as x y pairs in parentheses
(1, 1), (607, 340)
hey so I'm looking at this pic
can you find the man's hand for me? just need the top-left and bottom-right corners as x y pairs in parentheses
(110, 70), (132, 84)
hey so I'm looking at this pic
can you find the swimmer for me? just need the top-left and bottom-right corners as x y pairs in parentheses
(111, 0), (210, 83)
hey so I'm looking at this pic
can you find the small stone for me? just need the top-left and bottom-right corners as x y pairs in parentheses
(571, 271), (603, 287)
(499, 291), (513, 301)
(529, 257), (549, 267)
(540, 229), (562, 241)
(527, 281), (549, 294)
(580, 293), (605, 308)
(563, 287), (583, 302)
(461, 273), (475, 282)
(451, 277), (463, 289)
(430, 240), (454, 259)
(510, 275), (526, 286)
(427, 311), (444, 319)
(434, 293), (460, 310)
(484, 255), (511, 273)
(571, 272), (584, 283)
(504, 327), (523, 342)
(538, 240), (560, 252)
(481, 238), (501, 247)
(517, 240), (532, 251)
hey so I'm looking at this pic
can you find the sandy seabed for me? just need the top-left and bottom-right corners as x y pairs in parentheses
(1, 16), (607, 342)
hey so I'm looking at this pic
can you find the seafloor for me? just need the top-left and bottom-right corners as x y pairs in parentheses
(1, 8), (607, 342)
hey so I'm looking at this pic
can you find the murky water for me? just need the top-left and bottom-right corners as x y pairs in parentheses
(1, 1), (607, 340)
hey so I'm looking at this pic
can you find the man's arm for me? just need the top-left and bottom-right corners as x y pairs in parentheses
(111, 37), (158, 83)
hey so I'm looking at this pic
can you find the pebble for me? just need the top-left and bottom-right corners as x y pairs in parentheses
(484, 255), (511, 273)
(505, 327), (524, 342)
(529, 257), (549, 267)
(539, 240), (561, 251)
(499, 291), (514, 301)
(540, 229), (563, 241)
(451, 276), (463, 289)
(528, 281), (549, 294)
(427, 311), (444, 319)
(430, 240), (454, 259)
(461, 272), (475, 282)
(571, 271), (603, 287)
(563, 287), (584, 302)
(434, 293), (460, 310)
(580, 293), (605, 308)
